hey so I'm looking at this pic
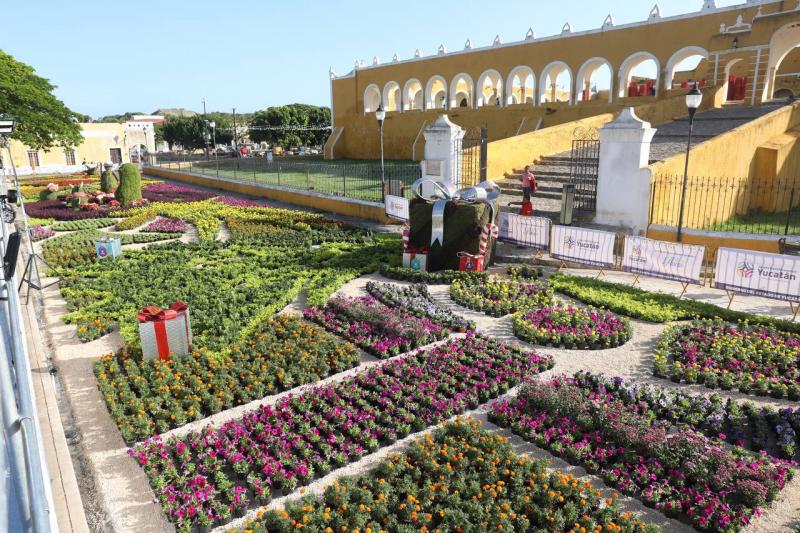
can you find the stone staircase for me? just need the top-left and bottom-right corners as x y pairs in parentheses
(497, 150), (584, 221)
(497, 101), (790, 221)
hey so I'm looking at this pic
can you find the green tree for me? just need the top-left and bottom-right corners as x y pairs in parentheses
(248, 104), (331, 149)
(97, 111), (144, 123)
(161, 115), (207, 150)
(0, 50), (83, 150)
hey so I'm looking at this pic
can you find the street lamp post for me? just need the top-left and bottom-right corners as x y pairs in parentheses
(209, 121), (217, 160)
(202, 98), (209, 160)
(676, 83), (703, 242)
(376, 104), (386, 199)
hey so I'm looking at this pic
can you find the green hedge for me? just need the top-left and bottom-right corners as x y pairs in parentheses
(379, 265), (488, 284)
(549, 273), (800, 332)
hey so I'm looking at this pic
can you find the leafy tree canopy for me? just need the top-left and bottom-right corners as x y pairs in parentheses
(97, 111), (144, 123)
(248, 104), (330, 148)
(161, 115), (207, 151)
(0, 50), (83, 150)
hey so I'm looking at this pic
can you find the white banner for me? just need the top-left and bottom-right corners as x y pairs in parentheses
(622, 236), (705, 285)
(385, 194), (409, 222)
(714, 247), (800, 302)
(498, 213), (550, 250)
(551, 225), (616, 268)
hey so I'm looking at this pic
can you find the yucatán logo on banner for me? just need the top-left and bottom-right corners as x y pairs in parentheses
(715, 247), (800, 302)
(550, 225), (615, 268)
(622, 236), (705, 285)
(498, 213), (550, 250)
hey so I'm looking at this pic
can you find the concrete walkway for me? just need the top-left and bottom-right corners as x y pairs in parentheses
(20, 279), (90, 533)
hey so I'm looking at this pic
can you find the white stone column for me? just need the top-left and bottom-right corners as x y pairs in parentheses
(421, 115), (465, 187)
(594, 107), (656, 234)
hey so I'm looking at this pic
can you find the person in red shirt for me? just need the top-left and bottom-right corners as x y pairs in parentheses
(520, 165), (536, 202)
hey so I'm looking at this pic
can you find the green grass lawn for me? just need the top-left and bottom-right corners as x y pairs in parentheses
(174, 159), (419, 203)
(703, 207), (800, 236)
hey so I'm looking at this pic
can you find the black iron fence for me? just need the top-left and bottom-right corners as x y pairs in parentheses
(152, 157), (421, 203)
(649, 175), (800, 236)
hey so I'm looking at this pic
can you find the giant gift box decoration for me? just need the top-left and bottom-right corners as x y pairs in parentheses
(407, 179), (500, 271)
(458, 222), (499, 272)
(95, 237), (122, 259)
(401, 224), (428, 271)
(137, 301), (193, 361)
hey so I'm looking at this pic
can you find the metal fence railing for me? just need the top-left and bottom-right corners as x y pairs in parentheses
(152, 156), (422, 203)
(649, 175), (800, 236)
(0, 144), (57, 532)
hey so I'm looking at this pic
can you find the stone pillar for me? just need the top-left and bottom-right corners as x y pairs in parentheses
(421, 115), (465, 188)
(594, 107), (657, 234)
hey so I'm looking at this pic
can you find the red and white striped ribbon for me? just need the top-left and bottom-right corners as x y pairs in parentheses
(478, 223), (499, 255)
(402, 224), (410, 252)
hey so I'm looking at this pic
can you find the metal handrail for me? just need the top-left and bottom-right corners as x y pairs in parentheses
(1, 141), (57, 532)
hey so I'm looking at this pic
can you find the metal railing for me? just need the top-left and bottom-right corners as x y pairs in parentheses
(649, 175), (800, 236)
(0, 152), (56, 532)
(152, 156), (421, 203)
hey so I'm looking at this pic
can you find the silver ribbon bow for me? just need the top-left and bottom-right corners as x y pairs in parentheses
(411, 178), (501, 247)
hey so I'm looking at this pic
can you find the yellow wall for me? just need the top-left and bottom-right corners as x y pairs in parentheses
(483, 90), (718, 180)
(146, 167), (393, 223)
(331, 2), (800, 162)
(649, 101), (800, 228)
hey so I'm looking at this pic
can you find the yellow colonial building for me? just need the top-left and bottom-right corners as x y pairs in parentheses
(326, 0), (800, 162)
(3, 121), (155, 175)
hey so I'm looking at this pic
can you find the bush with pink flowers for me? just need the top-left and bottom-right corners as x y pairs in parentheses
(141, 183), (216, 203)
(143, 217), (189, 233)
(512, 305), (631, 349)
(131, 335), (554, 530)
(489, 375), (795, 532)
(303, 295), (449, 358)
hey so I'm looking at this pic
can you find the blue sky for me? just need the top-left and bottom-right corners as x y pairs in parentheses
(4, 0), (742, 118)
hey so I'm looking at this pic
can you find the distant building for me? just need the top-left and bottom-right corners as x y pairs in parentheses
(3, 122), (157, 176)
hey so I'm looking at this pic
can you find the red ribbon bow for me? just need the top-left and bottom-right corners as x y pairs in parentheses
(137, 301), (188, 323)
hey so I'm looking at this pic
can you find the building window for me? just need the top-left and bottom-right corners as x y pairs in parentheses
(109, 148), (122, 164)
(27, 150), (40, 168)
(65, 149), (76, 166)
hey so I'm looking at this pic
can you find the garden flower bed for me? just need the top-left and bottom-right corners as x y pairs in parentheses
(245, 418), (658, 533)
(214, 195), (270, 207)
(26, 199), (116, 221)
(379, 264), (488, 284)
(115, 209), (158, 230)
(549, 274), (800, 332)
(654, 320), (800, 399)
(449, 276), (553, 316)
(141, 182), (217, 203)
(488, 376), (795, 532)
(365, 281), (475, 332)
(95, 315), (360, 442)
(507, 263), (543, 280)
(303, 295), (449, 358)
(142, 217), (189, 233)
(30, 225), (55, 241)
(512, 305), (632, 349)
(54, 235), (398, 348)
(130, 335), (554, 530)
(51, 218), (118, 231)
(570, 372), (800, 461)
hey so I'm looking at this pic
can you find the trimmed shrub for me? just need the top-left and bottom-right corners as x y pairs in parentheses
(100, 170), (118, 193)
(115, 163), (142, 206)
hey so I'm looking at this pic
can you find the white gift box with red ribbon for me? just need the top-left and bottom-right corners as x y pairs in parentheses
(137, 301), (193, 361)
